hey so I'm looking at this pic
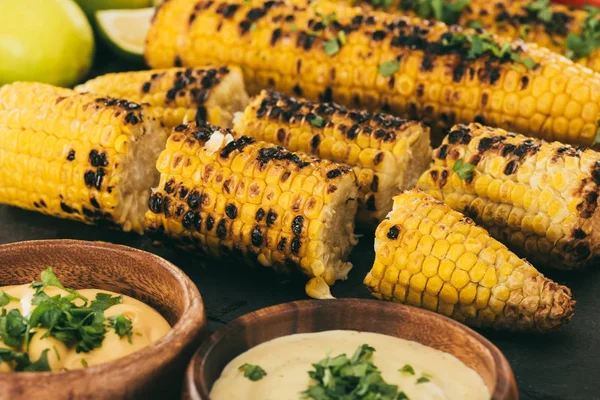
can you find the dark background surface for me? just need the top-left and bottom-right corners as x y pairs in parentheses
(1, 46), (597, 400)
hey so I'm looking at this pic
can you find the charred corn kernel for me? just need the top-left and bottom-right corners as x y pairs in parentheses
(234, 90), (431, 225)
(148, 0), (600, 147)
(417, 123), (600, 269)
(145, 122), (359, 298)
(335, 0), (600, 74)
(76, 67), (249, 129)
(365, 189), (576, 331)
(0, 82), (169, 234)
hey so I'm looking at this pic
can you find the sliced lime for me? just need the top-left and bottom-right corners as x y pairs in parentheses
(96, 7), (154, 61)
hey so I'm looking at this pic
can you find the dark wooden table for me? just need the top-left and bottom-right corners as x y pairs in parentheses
(2, 47), (597, 400)
(0, 205), (596, 400)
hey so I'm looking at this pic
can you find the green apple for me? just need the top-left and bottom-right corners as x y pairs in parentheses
(0, 0), (94, 87)
(76, 0), (152, 19)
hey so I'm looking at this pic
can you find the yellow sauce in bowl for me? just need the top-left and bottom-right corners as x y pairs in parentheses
(0, 284), (170, 372)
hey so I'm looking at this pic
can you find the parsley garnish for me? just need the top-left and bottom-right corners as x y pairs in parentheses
(453, 158), (476, 180)
(367, 0), (394, 9)
(81, 359), (88, 368)
(0, 309), (28, 347)
(239, 363), (267, 381)
(416, 373), (432, 384)
(23, 349), (51, 372)
(89, 293), (123, 312)
(32, 267), (87, 303)
(338, 31), (347, 45)
(399, 0), (470, 25)
(309, 115), (326, 127)
(291, 23), (299, 32)
(399, 364), (415, 375)
(519, 24), (531, 40)
(397, 392), (410, 400)
(324, 37), (341, 56)
(525, 0), (552, 23)
(0, 291), (19, 307)
(466, 20), (484, 30)
(301, 344), (402, 399)
(249, 23), (257, 32)
(379, 60), (400, 77)
(566, 6), (600, 60)
(110, 314), (133, 344)
(0, 348), (30, 370)
(321, 12), (337, 26)
(441, 32), (535, 69)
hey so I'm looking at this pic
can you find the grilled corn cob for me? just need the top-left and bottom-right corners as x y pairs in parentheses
(417, 123), (600, 270)
(144, 122), (359, 298)
(234, 90), (431, 225)
(146, 0), (600, 147)
(0, 82), (170, 233)
(335, 0), (600, 73)
(75, 67), (249, 129)
(365, 189), (575, 332)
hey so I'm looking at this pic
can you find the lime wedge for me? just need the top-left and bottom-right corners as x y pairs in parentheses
(96, 7), (154, 61)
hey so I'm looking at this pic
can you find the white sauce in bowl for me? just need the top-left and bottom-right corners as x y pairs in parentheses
(211, 330), (490, 400)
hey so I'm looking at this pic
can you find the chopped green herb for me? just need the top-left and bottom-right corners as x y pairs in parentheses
(378, 59), (400, 77)
(307, 30), (320, 37)
(519, 24), (531, 40)
(399, 364), (415, 375)
(239, 363), (267, 381)
(367, 0), (394, 9)
(525, 0), (553, 23)
(81, 359), (88, 368)
(322, 12), (337, 26)
(109, 314), (133, 344)
(0, 348), (30, 370)
(52, 345), (61, 361)
(0, 309), (28, 347)
(416, 373), (432, 384)
(89, 293), (123, 312)
(249, 23), (257, 32)
(244, 0), (251, 3)
(338, 30), (347, 45)
(301, 344), (400, 399)
(399, 0), (470, 25)
(32, 267), (87, 302)
(466, 20), (484, 30)
(290, 23), (299, 32)
(0, 291), (19, 307)
(566, 6), (600, 60)
(397, 392), (410, 400)
(309, 115), (326, 127)
(441, 32), (534, 69)
(324, 37), (340, 56)
(453, 158), (476, 180)
(22, 349), (51, 372)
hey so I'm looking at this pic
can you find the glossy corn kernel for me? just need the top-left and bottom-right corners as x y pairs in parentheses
(0, 82), (170, 233)
(338, 0), (600, 73)
(417, 123), (600, 270)
(147, 0), (600, 146)
(145, 122), (359, 298)
(365, 189), (575, 331)
(76, 66), (249, 129)
(234, 90), (431, 225)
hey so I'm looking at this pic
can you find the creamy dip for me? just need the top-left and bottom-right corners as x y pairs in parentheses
(0, 284), (171, 372)
(211, 330), (490, 400)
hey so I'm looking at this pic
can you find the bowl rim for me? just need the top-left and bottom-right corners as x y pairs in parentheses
(0, 239), (206, 379)
(186, 298), (517, 399)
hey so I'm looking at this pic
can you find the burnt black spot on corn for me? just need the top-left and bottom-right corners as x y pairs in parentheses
(147, 0), (600, 147)
(75, 66), (249, 130)
(144, 122), (360, 299)
(66, 150), (76, 161)
(418, 123), (600, 270)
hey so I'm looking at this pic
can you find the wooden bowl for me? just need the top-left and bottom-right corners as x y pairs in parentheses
(185, 299), (518, 400)
(0, 239), (207, 400)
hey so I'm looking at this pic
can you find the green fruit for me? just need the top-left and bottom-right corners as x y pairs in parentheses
(0, 0), (94, 87)
(96, 8), (154, 61)
(76, 0), (152, 19)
